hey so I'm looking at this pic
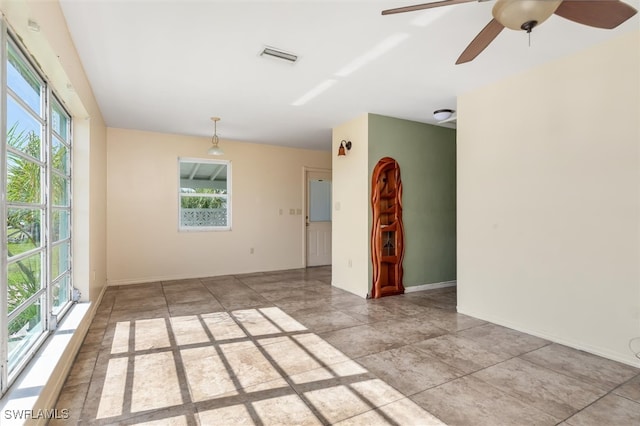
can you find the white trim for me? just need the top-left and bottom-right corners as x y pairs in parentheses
(457, 305), (640, 369)
(1, 30), (75, 395)
(0, 298), (97, 424)
(107, 267), (300, 286)
(0, 19), (7, 393)
(404, 280), (457, 293)
(177, 157), (232, 232)
(331, 279), (367, 299)
(2, 285), (107, 424)
(108, 276), (202, 286)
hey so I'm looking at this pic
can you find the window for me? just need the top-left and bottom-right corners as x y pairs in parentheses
(179, 158), (231, 231)
(1, 31), (73, 395)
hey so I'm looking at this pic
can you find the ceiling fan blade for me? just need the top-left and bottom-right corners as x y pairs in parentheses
(456, 18), (504, 64)
(382, 0), (476, 15)
(554, 0), (638, 29)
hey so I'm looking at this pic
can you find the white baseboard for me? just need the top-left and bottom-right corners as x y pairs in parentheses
(107, 266), (308, 286)
(404, 280), (457, 293)
(457, 305), (640, 369)
(330, 280), (368, 299)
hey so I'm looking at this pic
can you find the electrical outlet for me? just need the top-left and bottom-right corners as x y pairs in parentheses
(250, 248), (254, 254)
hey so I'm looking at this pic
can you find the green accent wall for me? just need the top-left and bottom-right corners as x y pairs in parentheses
(368, 113), (456, 289)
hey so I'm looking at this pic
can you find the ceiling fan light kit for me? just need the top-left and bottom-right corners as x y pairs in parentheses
(382, 0), (638, 64)
(492, 0), (562, 31)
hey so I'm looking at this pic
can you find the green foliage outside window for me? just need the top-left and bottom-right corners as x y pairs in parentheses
(180, 188), (227, 209)
(6, 123), (67, 334)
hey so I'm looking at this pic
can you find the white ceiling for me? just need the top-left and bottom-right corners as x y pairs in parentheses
(59, 0), (639, 151)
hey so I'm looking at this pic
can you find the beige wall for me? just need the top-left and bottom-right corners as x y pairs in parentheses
(457, 31), (640, 366)
(332, 115), (370, 297)
(106, 128), (331, 284)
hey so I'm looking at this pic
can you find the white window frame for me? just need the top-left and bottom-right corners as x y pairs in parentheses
(178, 157), (232, 231)
(0, 24), (73, 396)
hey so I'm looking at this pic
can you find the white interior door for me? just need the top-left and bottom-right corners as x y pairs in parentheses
(306, 170), (332, 266)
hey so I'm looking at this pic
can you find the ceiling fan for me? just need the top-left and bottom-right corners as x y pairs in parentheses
(382, 0), (638, 64)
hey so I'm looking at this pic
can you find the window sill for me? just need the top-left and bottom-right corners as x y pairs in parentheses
(0, 302), (92, 425)
(178, 226), (232, 232)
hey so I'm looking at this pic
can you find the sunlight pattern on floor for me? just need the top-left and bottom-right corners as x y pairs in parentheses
(91, 306), (443, 425)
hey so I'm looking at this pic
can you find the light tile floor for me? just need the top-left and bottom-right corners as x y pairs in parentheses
(53, 267), (640, 425)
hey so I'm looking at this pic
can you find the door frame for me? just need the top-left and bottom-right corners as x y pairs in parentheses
(302, 166), (332, 267)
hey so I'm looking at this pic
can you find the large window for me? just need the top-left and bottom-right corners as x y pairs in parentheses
(1, 31), (73, 395)
(179, 158), (231, 231)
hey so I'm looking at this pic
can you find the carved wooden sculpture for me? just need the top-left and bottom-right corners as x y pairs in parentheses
(370, 157), (404, 298)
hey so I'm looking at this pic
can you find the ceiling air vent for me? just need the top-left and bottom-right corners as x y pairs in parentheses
(260, 46), (298, 64)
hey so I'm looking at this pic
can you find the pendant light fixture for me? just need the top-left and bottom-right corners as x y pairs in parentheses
(207, 117), (224, 156)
